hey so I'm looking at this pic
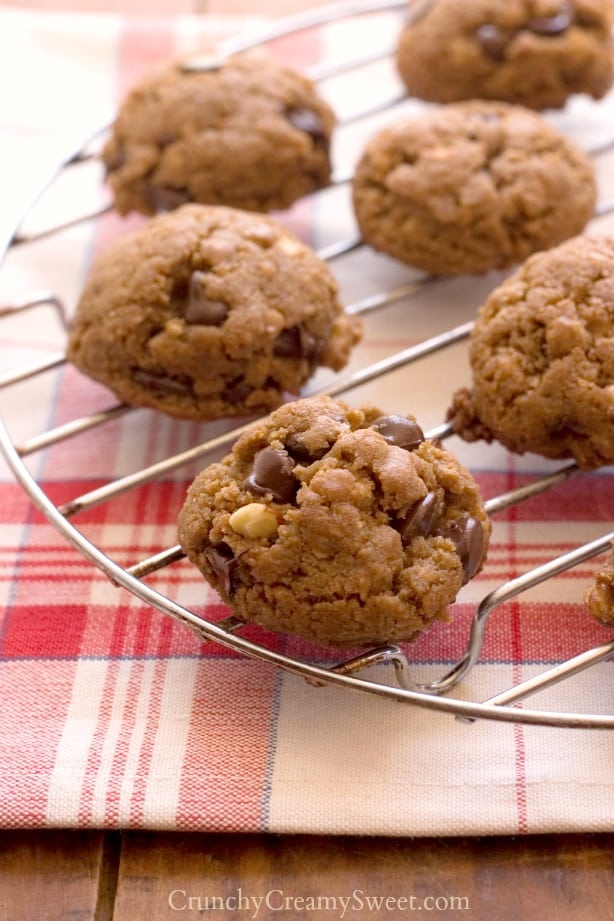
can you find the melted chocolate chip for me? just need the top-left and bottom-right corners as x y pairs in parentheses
(397, 491), (438, 545)
(244, 447), (297, 503)
(169, 275), (189, 306)
(157, 131), (177, 148)
(203, 542), (239, 597)
(477, 5), (573, 61)
(442, 515), (485, 584)
(284, 433), (330, 464)
(476, 23), (513, 59)
(224, 378), (252, 405)
(371, 415), (425, 451)
(184, 271), (228, 326)
(285, 106), (328, 151)
(147, 184), (192, 212)
(528, 4), (573, 35)
(273, 325), (320, 359)
(131, 367), (192, 395)
(549, 419), (577, 440)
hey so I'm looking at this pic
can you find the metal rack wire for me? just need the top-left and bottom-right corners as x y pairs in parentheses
(1, 0), (613, 728)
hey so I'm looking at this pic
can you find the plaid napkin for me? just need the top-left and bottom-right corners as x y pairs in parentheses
(0, 5), (613, 835)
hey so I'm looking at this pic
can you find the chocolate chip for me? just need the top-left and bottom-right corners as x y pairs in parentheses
(371, 415), (424, 451)
(184, 271), (228, 326)
(285, 106), (328, 152)
(477, 6), (572, 60)
(203, 542), (239, 597)
(244, 447), (297, 503)
(528, 4), (573, 35)
(157, 132), (177, 148)
(169, 276), (189, 307)
(442, 515), (485, 584)
(397, 491), (438, 545)
(284, 433), (330, 464)
(147, 184), (192, 212)
(273, 325), (319, 359)
(131, 367), (192, 395)
(475, 23), (513, 59)
(224, 378), (252, 405)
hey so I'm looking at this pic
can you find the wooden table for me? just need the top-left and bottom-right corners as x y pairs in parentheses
(1, 830), (613, 919)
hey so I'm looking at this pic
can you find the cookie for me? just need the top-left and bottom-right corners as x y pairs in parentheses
(447, 235), (614, 469)
(178, 396), (491, 647)
(102, 50), (336, 216)
(396, 0), (614, 110)
(585, 546), (614, 625)
(351, 100), (596, 275)
(67, 205), (362, 421)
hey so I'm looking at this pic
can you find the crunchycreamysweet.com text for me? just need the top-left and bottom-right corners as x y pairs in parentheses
(167, 887), (471, 917)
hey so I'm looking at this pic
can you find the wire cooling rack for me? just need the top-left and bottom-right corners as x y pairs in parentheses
(1, 0), (613, 728)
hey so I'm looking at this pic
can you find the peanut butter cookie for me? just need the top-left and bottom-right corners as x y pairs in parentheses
(103, 50), (336, 216)
(67, 205), (361, 421)
(351, 100), (596, 275)
(178, 396), (491, 647)
(447, 235), (614, 469)
(396, 0), (614, 111)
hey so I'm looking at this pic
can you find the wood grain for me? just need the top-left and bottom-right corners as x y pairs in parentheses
(111, 832), (614, 921)
(0, 830), (114, 921)
(0, 831), (612, 920)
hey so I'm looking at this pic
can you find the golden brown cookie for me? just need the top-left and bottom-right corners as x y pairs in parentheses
(447, 235), (614, 469)
(178, 396), (491, 647)
(585, 546), (614, 625)
(396, 0), (614, 110)
(103, 50), (336, 216)
(67, 205), (361, 421)
(351, 100), (596, 275)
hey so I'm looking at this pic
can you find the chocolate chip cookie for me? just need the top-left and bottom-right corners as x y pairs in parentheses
(396, 0), (614, 110)
(447, 235), (614, 469)
(351, 100), (596, 275)
(585, 546), (614, 625)
(103, 50), (336, 216)
(67, 205), (362, 421)
(178, 395), (491, 647)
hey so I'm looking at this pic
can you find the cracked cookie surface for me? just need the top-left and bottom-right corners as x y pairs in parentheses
(178, 396), (491, 647)
(67, 205), (361, 421)
(396, 0), (614, 110)
(103, 50), (336, 216)
(447, 235), (614, 468)
(351, 100), (596, 275)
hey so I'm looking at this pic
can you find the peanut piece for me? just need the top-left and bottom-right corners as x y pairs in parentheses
(228, 503), (279, 539)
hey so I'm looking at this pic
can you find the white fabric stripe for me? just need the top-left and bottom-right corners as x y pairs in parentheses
(116, 659), (156, 819)
(89, 659), (134, 825)
(267, 666), (519, 836)
(45, 658), (108, 826)
(142, 658), (199, 825)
